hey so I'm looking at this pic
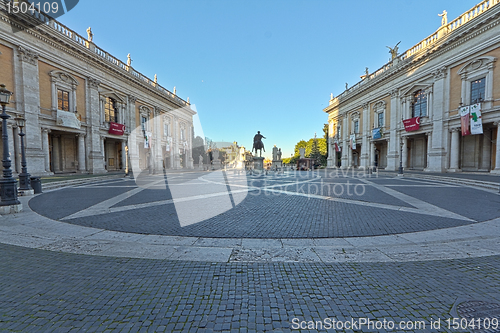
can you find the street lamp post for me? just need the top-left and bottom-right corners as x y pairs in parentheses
(15, 115), (31, 191)
(398, 136), (404, 176)
(0, 84), (20, 206)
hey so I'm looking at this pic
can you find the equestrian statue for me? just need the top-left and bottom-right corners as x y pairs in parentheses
(252, 131), (266, 157)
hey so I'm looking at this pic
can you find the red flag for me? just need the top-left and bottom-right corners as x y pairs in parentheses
(108, 122), (125, 135)
(403, 117), (420, 132)
(459, 106), (470, 136)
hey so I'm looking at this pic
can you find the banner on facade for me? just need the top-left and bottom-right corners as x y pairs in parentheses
(403, 117), (420, 132)
(372, 128), (382, 139)
(470, 103), (483, 135)
(108, 122), (125, 135)
(334, 142), (341, 152)
(459, 105), (471, 136)
(144, 131), (152, 148)
(166, 144), (170, 152)
(350, 134), (356, 150)
(56, 110), (81, 129)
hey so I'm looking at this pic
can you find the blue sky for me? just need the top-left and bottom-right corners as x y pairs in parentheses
(60, 0), (476, 159)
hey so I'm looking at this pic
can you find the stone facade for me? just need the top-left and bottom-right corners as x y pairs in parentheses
(0, 2), (195, 176)
(324, 0), (500, 173)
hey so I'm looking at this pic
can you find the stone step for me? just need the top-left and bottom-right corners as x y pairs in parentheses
(41, 174), (125, 191)
(407, 174), (499, 190)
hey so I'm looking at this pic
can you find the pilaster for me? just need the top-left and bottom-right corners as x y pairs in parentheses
(85, 76), (106, 173)
(360, 103), (369, 168)
(386, 89), (400, 171)
(427, 67), (447, 172)
(16, 45), (46, 175)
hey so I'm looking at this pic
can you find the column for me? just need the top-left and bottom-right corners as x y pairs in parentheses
(13, 125), (21, 173)
(77, 134), (86, 172)
(341, 115), (348, 169)
(42, 129), (51, 172)
(493, 123), (500, 173)
(127, 95), (138, 175)
(402, 136), (408, 169)
(425, 132), (432, 170)
(449, 128), (460, 171)
(7, 124), (17, 174)
(327, 121), (334, 168)
(121, 140), (127, 171)
(348, 144), (353, 167)
(386, 89), (400, 171)
(101, 136), (106, 171)
(370, 141), (376, 168)
(52, 135), (60, 172)
(188, 125), (194, 169)
(173, 117), (179, 169)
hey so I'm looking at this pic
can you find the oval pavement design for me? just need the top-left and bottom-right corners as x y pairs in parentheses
(27, 171), (489, 238)
(1, 170), (500, 262)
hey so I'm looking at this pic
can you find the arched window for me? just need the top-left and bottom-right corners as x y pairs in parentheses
(412, 90), (427, 117)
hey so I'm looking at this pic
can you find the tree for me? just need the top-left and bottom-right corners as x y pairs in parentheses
(294, 140), (307, 157)
(323, 123), (329, 140)
(310, 137), (321, 166)
(192, 136), (205, 163)
(291, 131), (329, 167)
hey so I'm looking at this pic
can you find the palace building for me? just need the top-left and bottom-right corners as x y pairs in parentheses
(324, 0), (500, 173)
(0, 0), (195, 176)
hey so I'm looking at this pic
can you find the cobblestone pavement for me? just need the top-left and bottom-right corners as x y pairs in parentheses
(2, 170), (500, 332)
(1, 243), (499, 332)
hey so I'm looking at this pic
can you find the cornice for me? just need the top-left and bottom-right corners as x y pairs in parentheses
(0, 10), (189, 110)
(335, 5), (500, 108)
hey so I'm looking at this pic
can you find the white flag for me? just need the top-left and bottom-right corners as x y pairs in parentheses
(469, 103), (483, 135)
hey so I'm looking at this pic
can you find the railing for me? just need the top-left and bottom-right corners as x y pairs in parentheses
(330, 0), (500, 104)
(1, 0), (189, 106)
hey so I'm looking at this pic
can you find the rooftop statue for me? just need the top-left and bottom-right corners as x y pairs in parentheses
(438, 10), (448, 26)
(86, 27), (93, 42)
(386, 41), (401, 60)
(127, 53), (132, 67)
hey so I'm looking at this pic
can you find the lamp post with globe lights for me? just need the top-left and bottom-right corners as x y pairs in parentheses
(0, 84), (20, 207)
(15, 115), (31, 192)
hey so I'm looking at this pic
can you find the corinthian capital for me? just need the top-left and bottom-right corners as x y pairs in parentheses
(17, 45), (39, 65)
(87, 76), (101, 89)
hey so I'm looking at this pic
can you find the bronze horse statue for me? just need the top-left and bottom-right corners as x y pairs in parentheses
(252, 131), (266, 157)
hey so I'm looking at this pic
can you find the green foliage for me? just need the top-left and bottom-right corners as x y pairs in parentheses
(192, 136), (205, 162)
(294, 140), (307, 157)
(292, 133), (329, 167)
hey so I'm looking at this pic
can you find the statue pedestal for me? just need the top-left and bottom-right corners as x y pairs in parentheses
(212, 160), (221, 170)
(253, 157), (264, 171)
(271, 160), (282, 170)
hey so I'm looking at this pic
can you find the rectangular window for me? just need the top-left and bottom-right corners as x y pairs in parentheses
(471, 77), (485, 104)
(164, 123), (170, 137)
(57, 89), (69, 111)
(141, 116), (147, 131)
(377, 112), (384, 128)
(412, 90), (427, 117)
(337, 125), (341, 138)
(105, 97), (118, 123)
(354, 120), (359, 134)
